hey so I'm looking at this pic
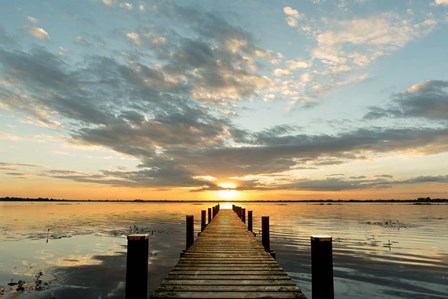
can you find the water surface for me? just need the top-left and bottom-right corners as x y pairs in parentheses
(0, 202), (447, 298)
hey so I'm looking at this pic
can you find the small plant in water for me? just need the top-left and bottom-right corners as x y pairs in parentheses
(34, 271), (43, 290)
(16, 280), (25, 292)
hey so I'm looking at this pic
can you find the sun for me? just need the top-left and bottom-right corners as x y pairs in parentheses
(217, 182), (239, 200)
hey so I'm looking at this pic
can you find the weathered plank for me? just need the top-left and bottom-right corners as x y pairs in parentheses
(152, 209), (306, 298)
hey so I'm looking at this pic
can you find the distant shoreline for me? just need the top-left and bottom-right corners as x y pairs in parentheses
(1, 196), (447, 203)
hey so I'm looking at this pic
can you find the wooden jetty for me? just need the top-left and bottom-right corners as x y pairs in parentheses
(152, 209), (306, 298)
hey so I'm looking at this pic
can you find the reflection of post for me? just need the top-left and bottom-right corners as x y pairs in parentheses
(208, 208), (211, 224)
(311, 236), (334, 299)
(201, 210), (206, 231)
(186, 215), (194, 249)
(248, 211), (253, 232)
(125, 234), (149, 299)
(261, 216), (270, 252)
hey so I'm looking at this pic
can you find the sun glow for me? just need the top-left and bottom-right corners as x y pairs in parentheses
(217, 182), (239, 200)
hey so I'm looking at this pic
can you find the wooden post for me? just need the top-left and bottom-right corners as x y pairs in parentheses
(201, 210), (206, 231)
(311, 236), (334, 299)
(262, 216), (270, 252)
(125, 234), (149, 299)
(186, 215), (194, 250)
(242, 208), (246, 223)
(208, 208), (212, 223)
(248, 211), (253, 232)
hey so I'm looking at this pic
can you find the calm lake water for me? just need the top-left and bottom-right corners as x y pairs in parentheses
(0, 202), (447, 298)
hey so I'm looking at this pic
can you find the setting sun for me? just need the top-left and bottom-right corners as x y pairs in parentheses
(217, 182), (239, 200)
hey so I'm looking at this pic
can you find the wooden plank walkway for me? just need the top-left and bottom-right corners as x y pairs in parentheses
(153, 209), (306, 298)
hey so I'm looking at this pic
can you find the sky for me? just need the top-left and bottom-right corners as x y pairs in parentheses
(1, 0), (447, 201)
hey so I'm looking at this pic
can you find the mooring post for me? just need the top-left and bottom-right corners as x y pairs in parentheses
(186, 215), (194, 250)
(262, 216), (270, 252)
(242, 208), (246, 223)
(201, 210), (206, 232)
(311, 235), (334, 299)
(248, 210), (253, 232)
(125, 234), (149, 299)
(208, 208), (212, 223)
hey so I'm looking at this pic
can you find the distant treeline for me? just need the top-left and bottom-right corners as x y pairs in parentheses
(0, 196), (447, 203)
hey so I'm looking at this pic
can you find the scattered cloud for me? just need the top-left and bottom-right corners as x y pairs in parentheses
(283, 7), (303, 27)
(273, 11), (439, 104)
(26, 26), (49, 40)
(313, 13), (436, 68)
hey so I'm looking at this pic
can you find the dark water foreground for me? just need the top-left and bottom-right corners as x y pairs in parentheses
(0, 202), (447, 298)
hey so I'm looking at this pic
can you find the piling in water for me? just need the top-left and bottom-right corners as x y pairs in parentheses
(248, 211), (253, 232)
(311, 235), (334, 299)
(186, 215), (194, 250)
(201, 210), (206, 231)
(261, 216), (270, 252)
(208, 208), (212, 224)
(125, 234), (149, 299)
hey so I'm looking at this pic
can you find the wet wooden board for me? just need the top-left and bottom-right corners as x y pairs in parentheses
(152, 209), (306, 298)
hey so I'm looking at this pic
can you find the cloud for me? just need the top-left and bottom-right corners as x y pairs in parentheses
(26, 26), (49, 40)
(274, 68), (290, 77)
(399, 175), (448, 184)
(102, 0), (113, 6)
(0, 131), (19, 141)
(0, 162), (40, 173)
(290, 177), (390, 191)
(314, 13), (436, 68)
(435, 0), (448, 6)
(276, 10), (440, 105)
(126, 32), (141, 46)
(119, 2), (133, 10)
(365, 80), (448, 121)
(283, 7), (303, 27)
(286, 59), (310, 70)
(2, 3), (448, 192)
(27, 16), (39, 23)
(268, 174), (448, 192)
